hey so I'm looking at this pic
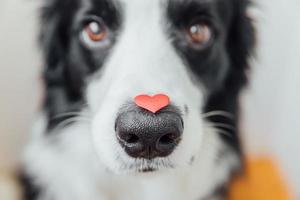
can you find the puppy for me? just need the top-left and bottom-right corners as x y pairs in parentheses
(21, 0), (255, 199)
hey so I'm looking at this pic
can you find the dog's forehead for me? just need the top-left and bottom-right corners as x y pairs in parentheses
(117, 0), (213, 4)
(117, 0), (165, 11)
(116, 0), (213, 11)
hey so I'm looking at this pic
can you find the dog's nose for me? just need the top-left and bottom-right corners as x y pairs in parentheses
(115, 106), (183, 159)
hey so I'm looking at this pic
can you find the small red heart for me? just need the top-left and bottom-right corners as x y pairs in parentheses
(134, 94), (170, 113)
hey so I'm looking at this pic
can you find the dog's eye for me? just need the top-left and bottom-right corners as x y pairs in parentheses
(187, 22), (212, 48)
(81, 20), (109, 48)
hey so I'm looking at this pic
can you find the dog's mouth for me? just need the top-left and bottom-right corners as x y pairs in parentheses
(118, 157), (175, 173)
(139, 167), (156, 173)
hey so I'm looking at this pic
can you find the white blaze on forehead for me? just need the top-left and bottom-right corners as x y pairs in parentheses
(88, 0), (201, 108)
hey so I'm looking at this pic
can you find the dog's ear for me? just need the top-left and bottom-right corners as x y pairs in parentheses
(40, 0), (83, 99)
(226, 0), (255, 89)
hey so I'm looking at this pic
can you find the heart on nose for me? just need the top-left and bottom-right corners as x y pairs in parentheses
(134, 94), (170, 113)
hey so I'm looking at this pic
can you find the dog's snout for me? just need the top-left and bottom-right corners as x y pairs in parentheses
(115, 105), (183, 159)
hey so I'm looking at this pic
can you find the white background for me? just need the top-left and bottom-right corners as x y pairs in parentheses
(0, 0), (299, 198)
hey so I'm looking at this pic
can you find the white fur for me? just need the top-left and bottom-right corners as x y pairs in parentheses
(24, 116), (238, 200)
(23, 0), (239, 199)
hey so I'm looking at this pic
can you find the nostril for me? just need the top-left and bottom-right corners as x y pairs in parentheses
(126, 134), (139, 144)
(156, 133), (181, 157)
(158, 133), (177, 145)
(118, 132), (140, 144)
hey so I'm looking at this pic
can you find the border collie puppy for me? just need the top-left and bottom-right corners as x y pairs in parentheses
(21, 0), (254, 199)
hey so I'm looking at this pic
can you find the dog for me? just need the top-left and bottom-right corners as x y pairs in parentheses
(20, 0), (255, 199)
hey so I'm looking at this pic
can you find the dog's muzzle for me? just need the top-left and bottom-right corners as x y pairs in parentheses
(115, 102), (183, 159)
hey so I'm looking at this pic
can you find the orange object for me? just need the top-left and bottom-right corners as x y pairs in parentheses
(134, 94), (170, 113)
(229, 158), (293, 200)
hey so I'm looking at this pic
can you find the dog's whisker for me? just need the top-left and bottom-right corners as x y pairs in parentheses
(51, 111), (91, 121)
(204, 125), (233, 138)
(207, 123), (236, 131)
(202, 111), (235, 120)
(52, 116), (90, 133)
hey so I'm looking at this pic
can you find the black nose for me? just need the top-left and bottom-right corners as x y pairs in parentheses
(115, 106), (183, 159)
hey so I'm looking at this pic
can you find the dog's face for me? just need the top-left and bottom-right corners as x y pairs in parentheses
(42, 0), (254, 174)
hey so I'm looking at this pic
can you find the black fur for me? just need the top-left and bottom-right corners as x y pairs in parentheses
(41, 0), (121, 130)
(21, 0), (255, 199)
(168, 0), (254, 156)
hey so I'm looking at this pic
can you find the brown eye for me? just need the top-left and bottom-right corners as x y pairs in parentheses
(81, 20), (109, 48)
(187, 23), (212, 47)
(85, 21), (107, 41)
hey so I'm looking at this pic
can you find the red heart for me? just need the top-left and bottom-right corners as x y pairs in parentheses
(134, 94), (170, 113)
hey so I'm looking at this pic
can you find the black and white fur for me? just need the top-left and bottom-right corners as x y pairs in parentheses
(21, 0), (255, 199)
